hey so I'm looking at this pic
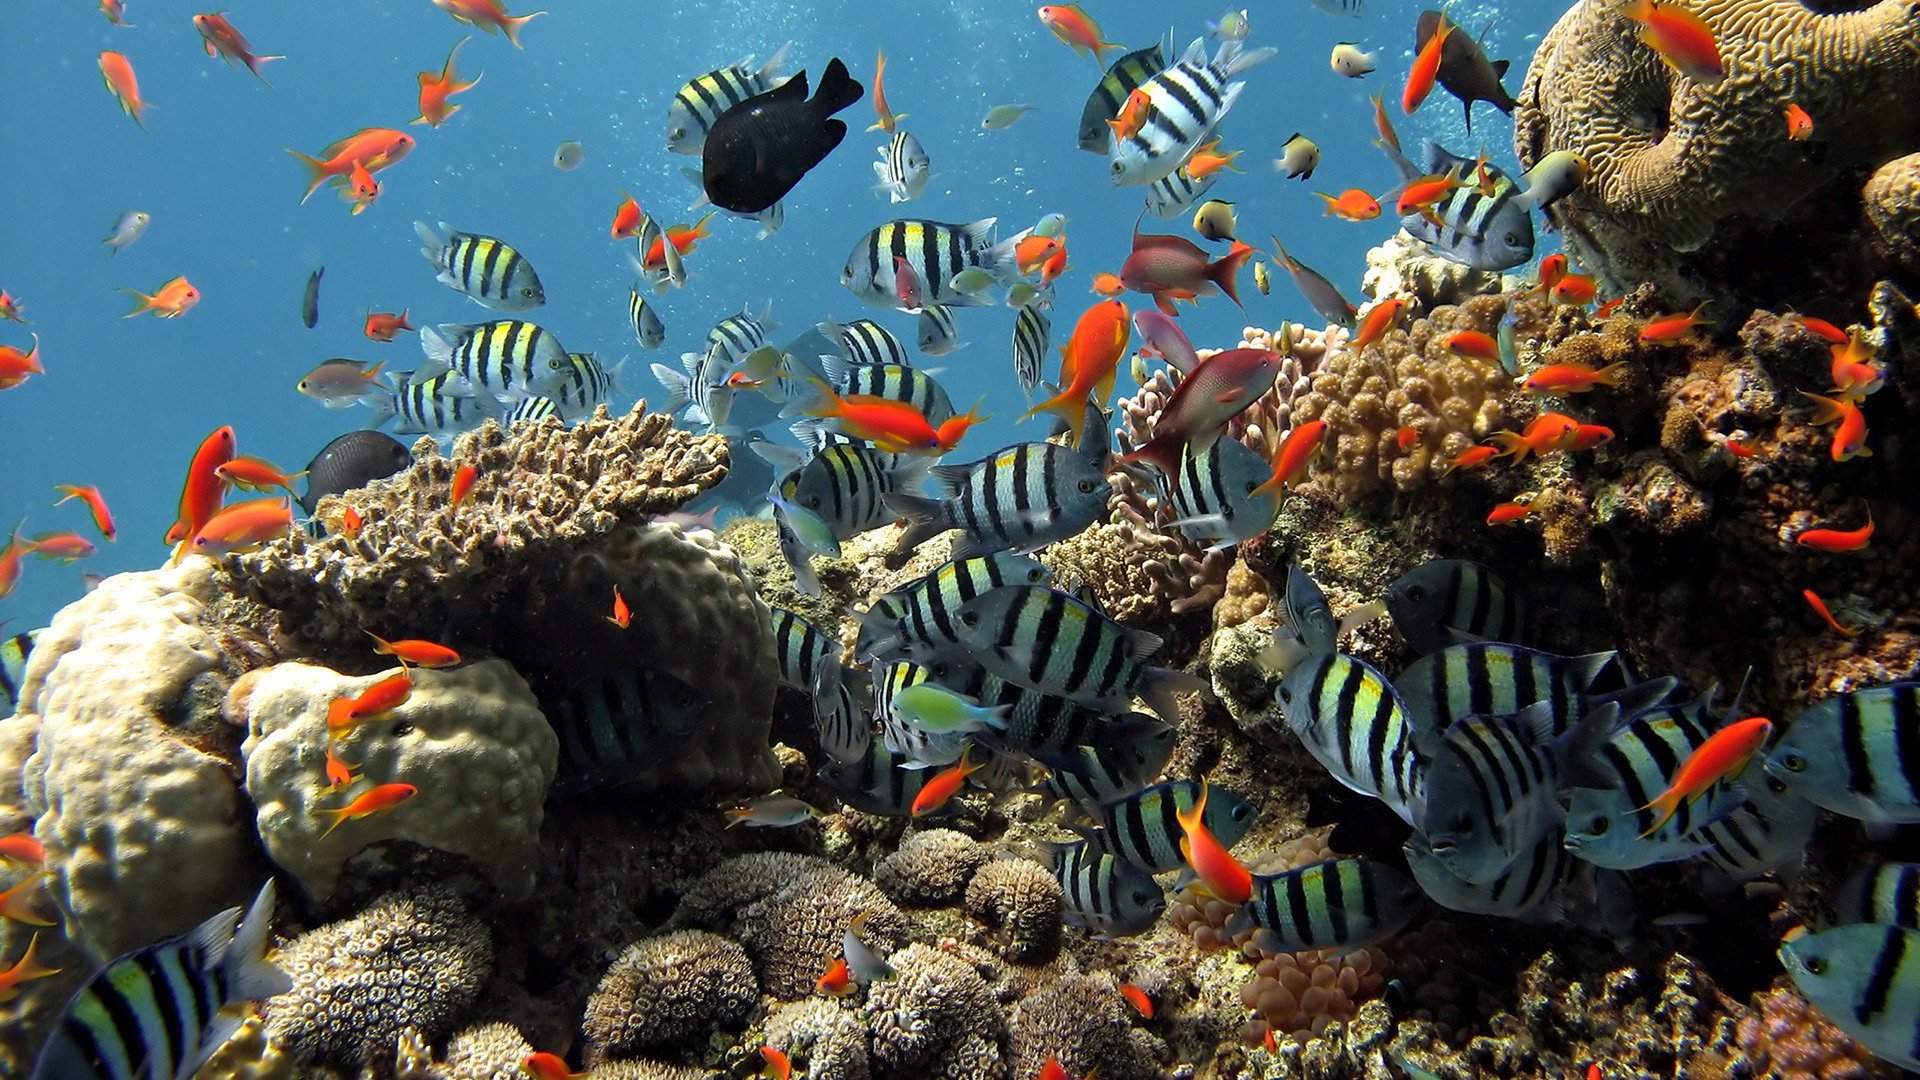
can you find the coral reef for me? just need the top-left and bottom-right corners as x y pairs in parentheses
(874, 828), (989, 906)
(236, 659), (555, 901)
(1361, 232), (1511, 312)
(195, 1015), (296, 1080)
(1515, 0), (1920, 307)
(1007, 972), (1163, 1080)
(763, 998), (872, 1080)
(1726, 985), (1886, 1080)
(1867, 153), (1920, 278)
(581, 931), (758, 1063)
(963, 857), (1063, 963)
(866, 943), (1007, 1080)
(440, 1022), (536, 1080)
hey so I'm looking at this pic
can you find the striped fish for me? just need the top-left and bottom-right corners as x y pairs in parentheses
(1274, 651), (1426, 825)
(819, 738), (932, 816)
(874, 660), (967, 768)
(1227, 858), (1421, 953)
(502, 395), (560, 427)
(1832, 863), (1920, 931)
(1385, 558), (1529, 657)
(1766, 681), (1920, 822)
(948, 584), (1207, 720)
(1693, 769), (1817, 898)
(1144, 166), (1217, 219)
(1084, 779), (1256, 873)
(554, 353), (622, 418)
(773, 503), (822, 598)
(1563, 696), (1752, 870)
(1047, 839), (1166, 937)
(841, 219), (1028, 312)
(872, 128), (930, 203)
(1397, 643), (1617, 751)
(884, 419), (1112, 561)
(1109, 36), (1275, 186)
(665, 43), (793, 154)
(856, 553), (1052, 663)
(3, 627), (37, 716)
(1042, 718), (1179, 808)
(415, 222), (545, 311)
(926, 658), (1170, 769)
(371, 369), (499, 436)
(1377, 136), (1534, 272)
(811, 676), (874, 764)
(1012, 306), (1050, 394)
(768, 606), (843, 700)
(1407, 828), (1567, 921)
(706, 305), (777, 368)
(31, 882), (291, 1080)
(1161, 436), (1279, 550)
(418, 319), (571, 401)
(1779, 923), (1920, 1073)
(759, 441), (932, 543)
(545, 666), (710, 794)
(917, 304), (959, 356)
(1417, 700), (1619, 885)
(823, 318), (910, 367)
(1078, 39), (1168, 154)
(816, 357), (955, 423)
(629, 289), (666, 349)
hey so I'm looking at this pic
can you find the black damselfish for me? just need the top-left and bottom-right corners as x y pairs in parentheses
(702, 57), (863, 214)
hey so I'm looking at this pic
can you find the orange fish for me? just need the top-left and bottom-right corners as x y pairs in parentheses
(1350, 299), (1404, 351)
(287, 128), (416, 204)
(1802, 589), (1857, 637)
(166, 426), (237, 551)
(433, 0), (545, 48)
(1639, 303), (1709, 343)
(451, 464), (478, 508)
(1107, 87), (1150, 141)
(1637, 716), (1771, 836)
(867, 48), (907, 134)
(1796, 513), (1873, 552)
(1316, 189), (1381, 221)
(101, 0), (131, 26)
(122, 275), (200, 318)
(367, 633), (462, 669)
(194, 13), (282, 81)
(1403, 13), (1452, 113)
(607, 585), (631, 628)
(0, 334), (44, 391)
(326, 671), (414, 733)
(911, 748), (984, 816)
(190, 498), (294, 557)
(0, 833), (45, 867)
(1448, 445), (1501, 471)
(1395, 426), (1421, 452)
(53, 485), (115, 542)
(1535, 253), (1568, 291)
(1489, 412), (1581, 462)
(1185, 139), (1244, 180)
(1371, 92), (1399, 155)
(0, 874), (52, 926)
(522, 1053), (580, 1080)
(0, 934), (59, 1003)
(1040, 242), (1070, 287)
(415, 37), (480, 127)
(1829, 329), (1885, 400)
(365, 310), (415, 342)
(0, 292), (27, 323)
(1022, 299), (1130, 446)
(323, 743), (358, 793)
(215, 455), (304, 496)
(0, 525), (28, 602)
(339, 504), (364, 537)
(1624, 0), (1725, 85)
(1566, 423), (1615, 451)
(1036, 1057), (1073, 1080)
(1176, 779), (1252, 904)
(1799, 392), (1871, 461)
(1090, 272), (1126, 298)
(609, 192), (642, 240)
(1016, 235), (1063, 276)
(1790, 314), (1849, 345)
(1395, 172), (1461, 217)
(641, 214), (716, 271)
(1549, 275), (1598, 306)
(1119, 983), (1153, 1019)
(1441, 330), (1501, 364)
(345, 159), (380, 216)
(27, 533), (96, 563)
(98, 51), (150, 129)
(1784, 103), (1813, 140)
(1251, 420), (1329, 502)
(816, 956), (855, 996)
(1724, 435), (1757, 459)
(1487, 501), (1536, 526)
(810, 385), (955, 455)
(758, 1046), (792, 1080)
(1523, 362), (1628, 394)
(1038, 4), (1122, 64)
(319, 782), (418, 838)
(1593, 296), (1626, 318)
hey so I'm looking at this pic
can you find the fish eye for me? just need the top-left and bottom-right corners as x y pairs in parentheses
(1077, 479), (1095, 494)
(1110, 161), (1125, 174)
(1505, 233), (1520, 245)
(522, 287), (537, 298)
(1804, 956), (1827, 975)
(1404, 584), (1427, 601)
(1780, 752), (1807, 773)
(1277, 687), (1292, 704)
(804, 495), (822, 510)
(1587, 815), (1609, 835)
(960, 611), (980, 627)
(392, 722), (414, 736)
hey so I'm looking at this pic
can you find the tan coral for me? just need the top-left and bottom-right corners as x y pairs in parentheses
(193, 1015), (295, 1080)
(865, 943), (1008, 1080)
(440, 1022), (536, 1080)
(874, 828), (989, 906)
(580, 931), (758, 1064)
(1866, 152), (1920, 275)
(963, 857), (1064, 963)
(1007, 972), (1163, 1080)
(1361, 232), (1510, 314)
(237, 659), (555, 901)
(762, 998), (872, 1080)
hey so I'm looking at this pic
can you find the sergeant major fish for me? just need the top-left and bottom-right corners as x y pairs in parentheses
(369, 369), (499, 436)
(415, 222), (546, 311)
(1765, 681), (1920, 823)
(418, 319), (571, 401)
(1226, 858), (1422, 953)
(873, 129), (930, 203)
(629, 289), (666, 349)
(1144, 166), (1217, 219)
(1109, 36), (1276, 187)
(1048, 840), (1167, 937)
(1159, 435), (1280, 550)
(822, 318), (909, 367)
(1276, 650), (1426, 825)
(856, 552), (1053, 663)
(1078, 37), (1168, 153)
(1373, 120), (1533, 271)
(842, 218), (1029, 311)
(545, 665), (709, 794)
(1779, 924), (1920, 1074)
(1012, 306), (1050, 394)
(1084, 779), (1256, 873)
(1385, 558), (1529, 657)
(666, 44), (793, 154)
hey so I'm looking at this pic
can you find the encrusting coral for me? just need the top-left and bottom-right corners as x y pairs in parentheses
(874, 828), (989, 906)
(963, 857), (1064, 963)
(439, 1021), (537, 1080)
(1007, 972), (1164, 1080)
(866, 943), (1008, 1080)
(763, 998), (872, 1080)
(581, 930), (758, 1064)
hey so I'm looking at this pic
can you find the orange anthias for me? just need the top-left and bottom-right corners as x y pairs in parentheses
(53, 485), (115, 542)
(415, 37), (481, 127)
(345, 159), (380, 216)
(1091, 272), (1126, 298)
(287, 128), (416, 203)
(319, 782), (418, 838)
(1185, 139), (1244, 180)
(323, 744), (358, 793)
(810, 385), (950, 454)
(867, 48), (907, 134)
(1639, 303), (1709, 343)
(815, 956), (855, 996)
(1829, 329), (1886, 400)
(365, 310), (415, 342)
(758, 1045), (793, 1080)
(522, 1053), (580, 1080)
(122, 276), (200, 318)
(1107, 87), (1150, 141)
(326, 670), (414, 733)
(641, 213), (716, 270)
(911, 748), (984, 816)
(432, 0), (546, 48)
(1350, 298), (1404, 350)
(1176, 779), (1253, 904)
(1022, 298), (1130, 446)
(1796, 513), (1873, 552)
(194, 13), (283, 81)
(1550, 274), (1598, 306)
(1784, 103), (1814, 141)
(0, 291), (25, 323)
(1251, 420), (1329, 503)
(215, 455), (304, 496)
(166, 425), (237, 552)
(0, 934), (60, 1003)
(1448, 445), (1501, 471)
(1016, 235), (1063, 276)
(0, 832), (46, 867)
(1039, 242), (1070, 287)
(98, 51), (150, 129)
(28, 533), (97, 563)
(1441, 330), (1501, 363)
(1637, 716), (1772, 836)
(1037, 4), (1122, 64)
(1523, 362), (1628, 394)
(1119, 983), (1154, 1018)
(1487, 501), (1536, 526)
(1623, 0), (1725, 85)
(367, 632), (462, 669)
(450, 464), (479, 508)
(0, 334), (44, 391)
(0, 525), (28, 602)
(1535, 253), (1569, 291)
(1802, 589), (1857, 637)
(189, 499), (294, 557)
(1396, 172), (1462, 217)
(0, 875), (52, 926)
(1403, 12), (1452, 113)
(1800, 392), (1871, 461)
(1316, 188), (1381, 221)
(607, 585), (632, 628)
(610, 192), (643, 240)
(1489, 413), (1581, 462)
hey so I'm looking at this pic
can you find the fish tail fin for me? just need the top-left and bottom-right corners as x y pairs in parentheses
(1139, 666), (1208, 723)
(1486, 431), (1530, 460)
(1210, 242), (1255, 308)
(812, 56), (865, 116)
(650, 363), (692, 414)
(1636, 793), (1682, 839)
(881, 492), (951, 550)
(1798, 391), (1845, 424)
(501, 11), (547, 48)
(1596, 361), (1629, 387)
(248, 54), (285, 82)
(1093, 40), (1125, 66)
(222, 881), (293, 1000)
(287, 149), (329, 203)
(1021, 386), (1089, 444)
(119, 288), (154, 317)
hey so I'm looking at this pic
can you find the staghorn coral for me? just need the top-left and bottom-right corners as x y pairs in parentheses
(762, 998), (872, 1080)
(1007, 972), (1163, 1080)
(963, 857), (1063, 963)
(264, 884), (493, 1071)
(581, 931), (758, 1064)
(1515, 0), (1920, 306)
(866, 943), (1007, 1080)
(440, 1022), (536, 1080)
(237, 659), (555, 901)
(1725, 985), (1887, 1080)
(874, 829), (989, 906)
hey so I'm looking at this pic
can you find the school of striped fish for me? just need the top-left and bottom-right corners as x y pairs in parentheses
(3, 0), (1916, 1076)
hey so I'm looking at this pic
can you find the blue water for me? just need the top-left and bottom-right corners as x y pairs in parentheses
(0, 0), (1558, 628)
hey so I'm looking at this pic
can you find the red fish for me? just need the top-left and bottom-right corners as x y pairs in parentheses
(1549, 275), (1597, 306)
(867, 48), (907, 134)
(758, 1046), (792, 1080)
(338, 505), (364, 537)
(1637, 716), (1771, 836)
(345, 159), (380, 215)
(911, 748), (984, 816)
(1350, 299), (1404, 351)
(1784, 103), (1813, 141)
(1120, 227), (1253, 316)
(0, 334), (44, 391)
(1724, 435), (1757, 459)
(1107, 87), (1150, 141)
(1566, 423), (1615, 451)
(215, 455), (304, 496)
(1448, 445), (1501, 471)
(1023, 299), (1131, 445)
(1489, 413), (1581, 461)
(641, 214), (716, 271)
(98, 51), (150, 129)
(367, 633), (462, 669)
(1441, 330), (1501, 364)
(1251, 420), (1329, 503)
(1016, 235), (1063, 277)
(0, 525), (29, 601)
(1799, 392), (1870, 461)
(1185, 139), (1244, 180)
(166, 426), (237, 552)
(1829, 329), (1885, 400)
(809, 385), (954, 454)
(1119, 983), (1153, 1019)
(365, 311), (415, 342)
(1039, 242), (1070, 287)
(0, 933), (59, 1002)
(1535, 254), (1568, 291)
(1802, 589), (1856, 637)
(1176, 779), (1252, 904)
(1790, 314), (1849, 345)
(1116, 347), (1283, 474)
(433, 0), (545, 48)
(1038, 4), (1122, 64)
(1523, 362), (1627, 394)
(0, 875), (53, 927)
(1396, 426), (1421, 451)
(1403, 11), (1452, 113)
(610, 192), (642, 240)
(1639, 303), (1709, 343)
(190, 499), (294, 557)
(27, 533), (96, 563)
(319, 782), (418, 838)
(1487, 501), (1536, 526)
(323, 744), (358, 793)
(0, 292), (27, 324)
(451, 464), (478, 508)
(415, 37), (480, 127)
(816, 956), (855, 996)
(101, 0), (132, 26)
(607, 585), (631, 628)
(522, 1054), (580, 1080)
(1624, 0), (1725, 85)
(1395, 172), (1461, 218)
(122, 276), (200, 318)
(1795, 514), (1873, 552)
(1090, 272), (1126, 298)
(287, 128), (416, 203)
(53, 485), (115, 542)
(194, 13), (283, 80)
(0, 833), (45, 867)
(326, 670), (414, 733)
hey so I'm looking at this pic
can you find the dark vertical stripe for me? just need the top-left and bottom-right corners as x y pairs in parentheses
(1856, 925), (1908, 1024)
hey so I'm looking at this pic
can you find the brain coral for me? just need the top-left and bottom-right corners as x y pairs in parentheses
(263, 884), (494, 1070)
(581, 930), (758, 1063)
(236, 659), (555, 901)
(1515, 0), (1920, 301)
(1867, 151), (1920, 275)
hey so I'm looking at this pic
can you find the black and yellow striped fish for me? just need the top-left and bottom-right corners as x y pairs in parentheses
(822, 318), (909, 368)
(415, 221), (545, 311)
(840, 218), (1026, 311)
(1385, 558), (1529, 657)
(1766, 681), (1920, 823)
(375, 369), (499, 436)
(1085, 779), (1256, 873)
(1077, 39), (1168, 153)
(1012, 305), (1049, 394)
(665, 44), (793, 155)
(2, 627), (36, 716)
(1275, 650), (1426, 826)
(1041, 718), (1178, 809)
(419, 319), (571, 401)
(553, 352), (621, 418)
(857, 553), (1052, 663)
(502, 395), (560, 427)
(819, 738), (933, 816)
(1227, 858), (1421, 953)
(546, 666), (709, 794)
(884, 419), (1111, 561)
(769, 605), (842, 700)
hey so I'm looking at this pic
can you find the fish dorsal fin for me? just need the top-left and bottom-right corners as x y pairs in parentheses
(1177, 37), (1206, 66)
(961, 217), (999, 247)
(1493, 59), (1510, 76)
(767, 70), (809, 102)
(927, 463), (973, 498)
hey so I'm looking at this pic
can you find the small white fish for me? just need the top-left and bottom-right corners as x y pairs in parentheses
(553, 140), (584, 170)
(1275, 132), (1320, 180)
(1033, 212), (1068, 239)
(723, 793), (819, 828)
(1254, 260), (1272, 295)
(873, 129), (931, 203)
(103, 209), (151, 255)
(981, 103), (1037, 131)
(917, 304), (960, 356)
(843, 912), (896, 983)
(1330, 43), (1377, 78)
